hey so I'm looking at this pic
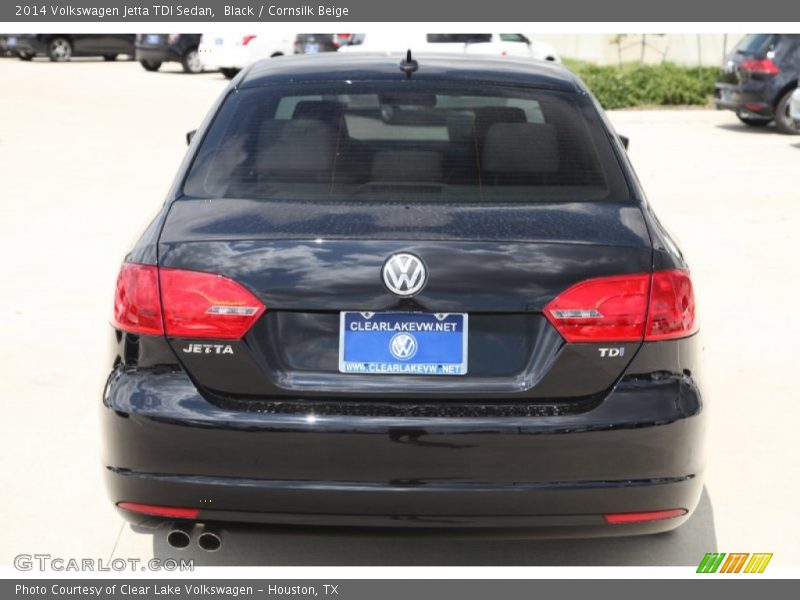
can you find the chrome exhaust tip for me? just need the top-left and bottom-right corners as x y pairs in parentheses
(197, 525), (222, 552)
(166, 523), (193, 549)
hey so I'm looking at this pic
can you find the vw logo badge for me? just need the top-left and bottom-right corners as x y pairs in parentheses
(382, 253), (427, 297)
(390, 333), (418, 361)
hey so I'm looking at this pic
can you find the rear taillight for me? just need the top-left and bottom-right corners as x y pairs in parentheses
(645, 270), (697, 341)
(112, 264), (265, 340)
(544, 273), (651, 342)
(159, 268), (265, 339)
(740, 58), (780, 75)
(113, 263), (163, 336)
(544, 269), (697, 343)
(241, 35), (257, 46)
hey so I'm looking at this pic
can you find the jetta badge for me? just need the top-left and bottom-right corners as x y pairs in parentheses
(382, 253), (427, 297)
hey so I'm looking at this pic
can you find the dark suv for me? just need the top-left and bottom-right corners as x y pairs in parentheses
(715, 33), (800, 134)
(135, 34), (204, 73)
(104, 54), (704, 548)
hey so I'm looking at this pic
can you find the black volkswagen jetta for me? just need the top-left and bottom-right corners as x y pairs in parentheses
(103, 53), (704, 546)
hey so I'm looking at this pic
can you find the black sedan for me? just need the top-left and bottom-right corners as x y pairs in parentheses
(3, 33), (135, 61)
(135, 33), (204, 73)
(104, 53), (705, 549)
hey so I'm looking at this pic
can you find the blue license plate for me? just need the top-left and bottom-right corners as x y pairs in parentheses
(146, 34), (160, 44)
(339, 312), (468, 375)
(8, 37), (16, 47)
(304, 43), (320, 54)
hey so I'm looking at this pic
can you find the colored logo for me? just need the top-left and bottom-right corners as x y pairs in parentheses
(389, 333), (418, 360)
(697, 553), (773, 574)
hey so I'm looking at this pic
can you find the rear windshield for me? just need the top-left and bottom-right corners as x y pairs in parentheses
(183, 81), (630, 204)
(735, 34), (777, 55)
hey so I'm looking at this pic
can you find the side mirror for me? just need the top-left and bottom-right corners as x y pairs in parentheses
(618, 134), (629, 150)
(186, 130), (197, 146)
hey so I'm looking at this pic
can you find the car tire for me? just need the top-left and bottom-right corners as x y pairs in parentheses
(774, 89), (800, 135)
(48, 37), (72, 62)
(18, 52), (34, 61)
(220, 68), (239, 79)
(736, 115), (771, 127)
(103, 54), (118, 61)
(140, 60), (162, 72)
(181, 48), (203, 74)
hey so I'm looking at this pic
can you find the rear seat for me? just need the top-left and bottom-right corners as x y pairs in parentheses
(371, 150), (443, 183)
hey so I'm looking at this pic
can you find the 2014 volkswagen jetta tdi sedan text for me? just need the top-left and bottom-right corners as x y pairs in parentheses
(103, 53), (705, 541)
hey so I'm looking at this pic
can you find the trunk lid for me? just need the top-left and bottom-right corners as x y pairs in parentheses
(158, 199), (652, 401)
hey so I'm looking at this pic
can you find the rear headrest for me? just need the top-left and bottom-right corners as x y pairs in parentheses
(256, 119), (335, 179)
(446, 111), (475, 143)
(371, 150), (443, 182)
(473, 106), (527, 144)
(292, 100), (347, 135)
(482, 123), (559, 174)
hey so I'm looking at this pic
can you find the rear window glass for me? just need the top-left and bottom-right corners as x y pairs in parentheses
(183, 82), (630, 204)
(735, 34), (777, 55)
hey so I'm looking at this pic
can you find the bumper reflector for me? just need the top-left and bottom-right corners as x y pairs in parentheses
(603, 508), (687, 524)
(117, 502), (200, 519)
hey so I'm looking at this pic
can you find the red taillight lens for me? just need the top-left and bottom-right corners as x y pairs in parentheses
(112, 263), (164, 336)
(544, 273), (651, 342)
(118, 502), (199, 519)
(241, 35), (257, 46)
(645, 269), (697, 341)
(160, 268), (265, 340)
(544, 270), (697, 343)
(604, 508), (687, 524)
(740, 58), (780, 75)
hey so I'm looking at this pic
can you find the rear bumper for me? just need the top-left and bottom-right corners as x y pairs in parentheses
(102, 362), (706, 537)
(714, 81), (775, 117)
(198, 45), (247, 70)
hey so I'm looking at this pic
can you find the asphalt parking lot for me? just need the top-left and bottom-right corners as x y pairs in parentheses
(1, 57), (798, 567)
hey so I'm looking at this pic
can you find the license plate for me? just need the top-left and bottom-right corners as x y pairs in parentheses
(8, 37), (16, 47)
(339, 312), (468, 375)
(146, 34), (160, 44)
(215, 38), (224, 45)
(305, 43), (320, 54)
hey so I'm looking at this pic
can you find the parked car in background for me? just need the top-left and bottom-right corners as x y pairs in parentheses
(0, 35), (16, 57)
(790, 87), (800, 126)
(104, 53), (704, 541)
(339, 33), (561, 62)
(294, 34), (359, 54)
(2, 34), (135, 62)
(135, 34), (203, 73)
(715, 33), (800, 134)
(198, 33), (294, 79)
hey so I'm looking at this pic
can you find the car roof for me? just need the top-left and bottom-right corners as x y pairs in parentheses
(239, 52), (582, 93)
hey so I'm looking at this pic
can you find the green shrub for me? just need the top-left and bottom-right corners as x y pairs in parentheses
(562, 60), (721, 109)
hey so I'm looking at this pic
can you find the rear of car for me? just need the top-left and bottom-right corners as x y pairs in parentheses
(715, 33), (800, 134)
(135, 34), (203, 73)
(103, 54), (704, 539)
(198, 33), (294, 79)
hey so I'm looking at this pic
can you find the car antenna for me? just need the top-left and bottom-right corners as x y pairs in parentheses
(399, 49), (418, 78)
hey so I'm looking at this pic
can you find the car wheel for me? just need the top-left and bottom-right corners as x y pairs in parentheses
(140, 60), (162, 72)
(220, 68), (240, 79)
(48, 37), (72, 62)
(181, 48), (203, 74)
(736, 114), (771, 127)
(774, 89), (800, 135)
(103, 54), (118, 61)
(18, 52), (34, 61)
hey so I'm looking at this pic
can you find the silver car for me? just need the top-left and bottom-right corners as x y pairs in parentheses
(790, 87), (800, 126)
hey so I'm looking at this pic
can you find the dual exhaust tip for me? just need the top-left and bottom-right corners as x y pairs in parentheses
(166, 523), (222, 552)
